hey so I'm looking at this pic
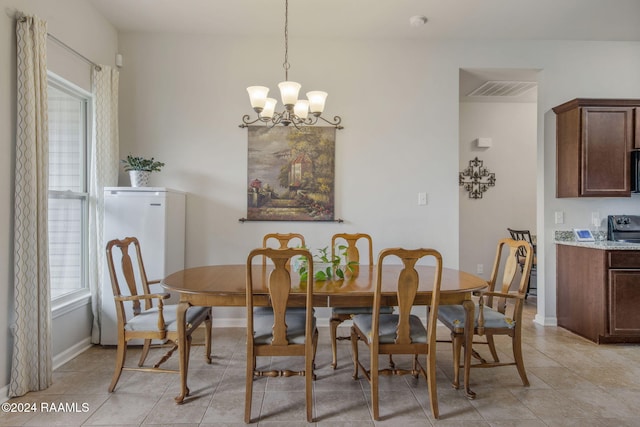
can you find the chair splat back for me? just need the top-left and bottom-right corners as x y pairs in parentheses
(332, 232), (373, 277)
(106, 237), (154, 318)
(393, 255), (421, 345)
(507, 228), (535, 257)
(267, 255), (297, 345)
(262, 233), (306, 269)
(329, 233), (378, 369)
(263, 232), (306, 250)
(486, 239), (533, 313)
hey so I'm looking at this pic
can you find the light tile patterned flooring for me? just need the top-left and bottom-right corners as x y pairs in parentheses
(3, 298), (640, 426)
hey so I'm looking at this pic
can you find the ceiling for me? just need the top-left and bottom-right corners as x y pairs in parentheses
(88, 0), (640, 41)
(87, 0), (640, 103)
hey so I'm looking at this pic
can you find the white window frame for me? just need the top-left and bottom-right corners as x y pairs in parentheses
(47, 72), (92, 310)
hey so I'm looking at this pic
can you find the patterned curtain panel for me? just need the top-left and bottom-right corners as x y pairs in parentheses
(89, 66), (119, 343)
(10, 14), (52, 397)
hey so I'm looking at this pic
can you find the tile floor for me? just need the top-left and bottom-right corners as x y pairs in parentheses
(3, 297), (640, 426)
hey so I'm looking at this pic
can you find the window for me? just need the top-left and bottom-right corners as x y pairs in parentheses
(47, 74), (91, 302)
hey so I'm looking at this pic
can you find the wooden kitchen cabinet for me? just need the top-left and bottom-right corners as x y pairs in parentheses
(556, 244), (640, 343)
(553, 98), (640, 197)
(636, 107), (640, 149)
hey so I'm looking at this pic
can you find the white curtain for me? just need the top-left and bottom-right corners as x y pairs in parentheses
(89, 66), (119, 344)
(10, 14), (52, 397)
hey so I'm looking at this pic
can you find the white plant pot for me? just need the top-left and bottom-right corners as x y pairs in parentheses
(129, 170), (151, 187)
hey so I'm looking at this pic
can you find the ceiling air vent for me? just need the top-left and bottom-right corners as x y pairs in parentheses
(467, 81), (537, 97)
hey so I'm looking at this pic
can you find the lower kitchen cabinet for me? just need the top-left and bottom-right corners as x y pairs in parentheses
(556, 244), (640, 343)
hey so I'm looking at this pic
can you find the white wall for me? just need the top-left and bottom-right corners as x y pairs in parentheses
(2, 1), (640, 395)
(459, 101), (537, 279)
(0, 0), (118, 396)
(116, 34), (640, 326)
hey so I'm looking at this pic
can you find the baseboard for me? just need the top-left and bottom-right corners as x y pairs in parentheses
(0, 339), (93, 403)
(52, 337), (93, 370)
(534, 313), (557, 326)
(211, 318), (246, 328)
(0, 384), (8, 404)
(212, 318), (335, 328)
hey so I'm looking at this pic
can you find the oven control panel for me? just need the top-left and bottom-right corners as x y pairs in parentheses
(608, 215), (640, 241)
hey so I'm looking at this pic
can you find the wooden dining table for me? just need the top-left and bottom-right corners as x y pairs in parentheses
(162, 264), (487, 403)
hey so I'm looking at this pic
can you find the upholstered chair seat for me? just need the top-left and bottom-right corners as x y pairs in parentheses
(352, 313), (427, 344)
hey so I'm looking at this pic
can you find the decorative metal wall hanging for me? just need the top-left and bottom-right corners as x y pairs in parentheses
(459, 157), (496, 199)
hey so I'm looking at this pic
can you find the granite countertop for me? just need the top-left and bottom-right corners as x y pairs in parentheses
(554, 230), (640, 250)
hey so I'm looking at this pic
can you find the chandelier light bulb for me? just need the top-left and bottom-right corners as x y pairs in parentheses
(260, 98), (278, 119)
(294, 100), (309, 119)
(278, 81), (301, 107)
(306, 91), (327, 115)
(247, 86), (269, 112)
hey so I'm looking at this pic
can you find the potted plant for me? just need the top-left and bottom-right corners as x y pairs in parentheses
(297, 246), (358, 282)
(121, 155), (165, 187)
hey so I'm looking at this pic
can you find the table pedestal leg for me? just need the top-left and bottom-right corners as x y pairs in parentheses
(462, 299), (476, 399)
(174, 301), (190, 403)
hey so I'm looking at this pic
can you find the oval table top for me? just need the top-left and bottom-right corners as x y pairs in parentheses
(162, 264), (487, 302)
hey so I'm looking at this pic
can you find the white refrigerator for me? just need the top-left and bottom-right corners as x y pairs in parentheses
(101, 187), (186, 345)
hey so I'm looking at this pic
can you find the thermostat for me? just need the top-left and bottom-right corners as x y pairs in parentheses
(573, 228), (595, 242)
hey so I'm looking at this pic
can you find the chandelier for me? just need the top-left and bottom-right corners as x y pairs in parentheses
(240, 0), (343, 129)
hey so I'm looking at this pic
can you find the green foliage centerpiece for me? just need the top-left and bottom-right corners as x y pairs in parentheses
(297, 246), (358, 282)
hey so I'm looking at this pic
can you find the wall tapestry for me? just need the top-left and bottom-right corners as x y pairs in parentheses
(247, 126), (336, 221)
(459, 157), (496, 199)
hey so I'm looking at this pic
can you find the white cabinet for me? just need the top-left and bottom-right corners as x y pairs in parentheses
(100, 187), (186, 345)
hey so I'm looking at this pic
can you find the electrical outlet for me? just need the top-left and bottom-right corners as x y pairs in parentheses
(555, 211), (564, 224)
(418, 192), (427, 205)
(476, 264), (483, 274)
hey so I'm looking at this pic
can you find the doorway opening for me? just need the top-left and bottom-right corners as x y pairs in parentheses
(458, 68), (540, 298)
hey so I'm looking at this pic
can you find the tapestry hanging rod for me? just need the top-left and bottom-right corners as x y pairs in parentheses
(14, 10), (101, 71)
(238, 218), (344, 223)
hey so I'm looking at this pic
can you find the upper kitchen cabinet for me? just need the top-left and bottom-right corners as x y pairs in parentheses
(553, 99), (640, 197)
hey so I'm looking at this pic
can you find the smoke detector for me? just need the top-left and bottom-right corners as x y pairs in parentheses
(409, 15), (428, 27)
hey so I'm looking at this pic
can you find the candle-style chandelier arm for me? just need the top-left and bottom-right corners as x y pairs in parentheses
(315, 115), (343, 129)
(240, 110), (343, 130)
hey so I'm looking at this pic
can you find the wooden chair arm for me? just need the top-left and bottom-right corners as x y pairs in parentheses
(481, 291), (524, 300)
(477, 291), (522, 335)
(116, 293), (170, 328)
(114, 292), (170, 302)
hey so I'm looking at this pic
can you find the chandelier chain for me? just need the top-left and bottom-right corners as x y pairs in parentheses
(283, 0), (290, 79)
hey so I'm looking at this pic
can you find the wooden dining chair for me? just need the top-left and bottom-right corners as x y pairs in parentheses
(105, 237), (212, 393)
(245, 247), (318, 423)
(507, 228), (537, 298)
(350, 248), (443, 420)
(262, 232), (306, 269)
(329, 233), (394, 369)
(438, 238), (534, 390)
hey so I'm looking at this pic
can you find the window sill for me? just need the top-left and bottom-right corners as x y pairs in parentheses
(52, 290), (91, 319)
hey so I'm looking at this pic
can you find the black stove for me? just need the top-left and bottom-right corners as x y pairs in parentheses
(607, 215), (640, 243)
